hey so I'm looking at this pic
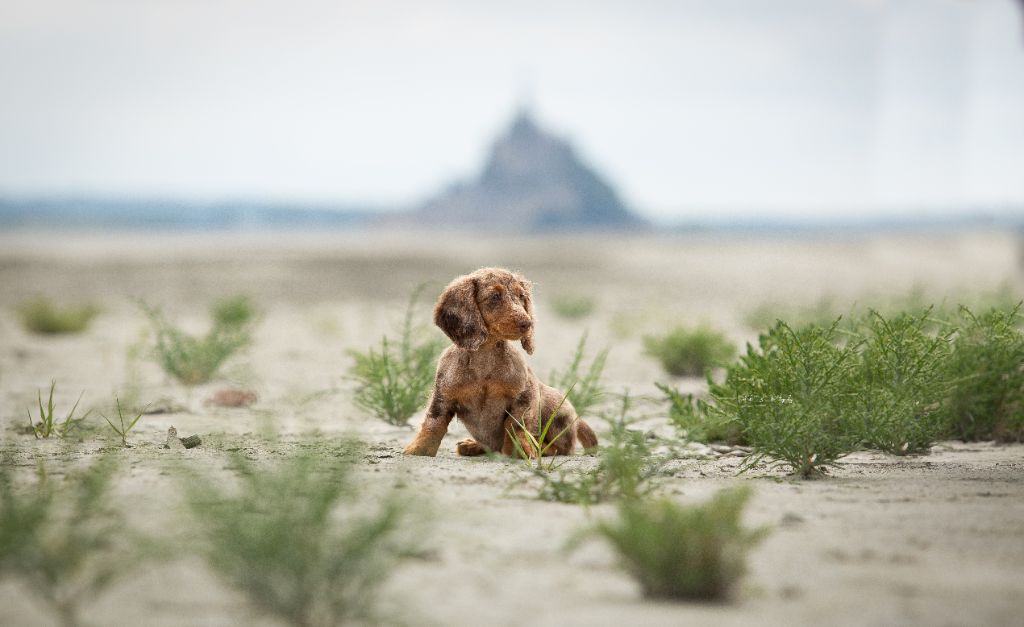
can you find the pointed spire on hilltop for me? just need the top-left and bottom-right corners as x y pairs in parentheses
(513, 80), (537, 127)
(507, 105), (541, 139)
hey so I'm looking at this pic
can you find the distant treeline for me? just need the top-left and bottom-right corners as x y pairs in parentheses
(0, 197), (378, 230)
(665, 212), (1024, 235)
(0, 196), (1020, 233)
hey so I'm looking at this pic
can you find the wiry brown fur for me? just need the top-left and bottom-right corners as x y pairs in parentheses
(403, 267), (598, 457)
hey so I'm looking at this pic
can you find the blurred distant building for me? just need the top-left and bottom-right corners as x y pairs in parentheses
(411, 110), (644, 232)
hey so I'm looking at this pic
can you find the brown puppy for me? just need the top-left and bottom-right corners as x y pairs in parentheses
(403, 267), (598, 457)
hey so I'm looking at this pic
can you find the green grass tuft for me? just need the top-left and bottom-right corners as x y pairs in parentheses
(710, 320), (863, 477)
(507, 386), (577, 473)
(528, 394), (662, 505)
(644, 325), (736, 377)
(186, 449), (412, 627)
(16, 297), (99, 335)
(348, 288), (446, 427)
(591, 486), (768, 601)
(550, 293), (597, 320)
(942, 304), (1024, 442)
(678, 304), (1023, 475)
(141, 301), (252, 386)
(0, 454), (141, 627)
(657, 383), (745, 445)
(26, 381), (89, 440)
(548, 332), (609, 417)
(851, 309), (954, 454)
(211, 294), (259, 329)
(100, 397), (146, 447)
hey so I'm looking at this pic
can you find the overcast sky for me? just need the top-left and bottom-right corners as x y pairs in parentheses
(1, 0), (1022, 222)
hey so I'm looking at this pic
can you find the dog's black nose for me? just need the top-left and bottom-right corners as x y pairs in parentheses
(518, 319), (533, 333)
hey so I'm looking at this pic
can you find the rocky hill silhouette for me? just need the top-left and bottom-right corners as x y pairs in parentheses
(412, 110), (643, 231)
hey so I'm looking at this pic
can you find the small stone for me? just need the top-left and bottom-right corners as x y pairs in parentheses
(165, 426), (185, 449)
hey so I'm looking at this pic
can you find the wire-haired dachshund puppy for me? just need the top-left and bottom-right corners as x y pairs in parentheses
(403, 267), (598, 457)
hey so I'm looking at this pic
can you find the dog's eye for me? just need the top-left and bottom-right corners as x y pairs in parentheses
(488, 293), (502, 305)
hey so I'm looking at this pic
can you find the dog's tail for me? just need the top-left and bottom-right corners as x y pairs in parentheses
(576, 419), (599, 450)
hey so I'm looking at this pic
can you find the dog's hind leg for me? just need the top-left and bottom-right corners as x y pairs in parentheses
(501, 416), (538, 458)
(576, 419), (599, 450)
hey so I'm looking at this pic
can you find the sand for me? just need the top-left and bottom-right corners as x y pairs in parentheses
(0, 228), (1022, 626)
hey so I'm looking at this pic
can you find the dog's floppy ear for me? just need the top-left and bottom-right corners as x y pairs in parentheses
(520, 279), (535, 355)
(434, 275), (488, 350)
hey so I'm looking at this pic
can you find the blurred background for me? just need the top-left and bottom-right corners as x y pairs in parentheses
(1, 0), (1023, 231)
(4, 6), (1024, 627)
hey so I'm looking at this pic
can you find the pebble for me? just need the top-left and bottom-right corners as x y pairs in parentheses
(164, 426), (185, 450)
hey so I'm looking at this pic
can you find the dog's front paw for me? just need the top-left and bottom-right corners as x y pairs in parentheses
(403, 442), (436, 456)
(455, 438), (487, 456)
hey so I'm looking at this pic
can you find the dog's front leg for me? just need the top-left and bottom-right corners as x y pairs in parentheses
(403, 391), (454, 456)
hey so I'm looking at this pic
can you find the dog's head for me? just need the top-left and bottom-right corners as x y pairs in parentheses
(434, 267), (535, 353)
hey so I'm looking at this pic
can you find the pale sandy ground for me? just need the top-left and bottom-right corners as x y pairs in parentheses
(1, 229), (1023, 626)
